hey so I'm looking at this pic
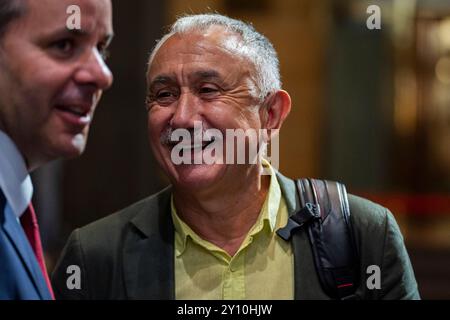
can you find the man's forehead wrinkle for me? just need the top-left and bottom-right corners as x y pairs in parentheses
(192, 70), (221, 80)
(170, 27), (244, 59)
(194, 34), (257, 82)
(148, 31), (255, 90)
(195, 34), (245, 62)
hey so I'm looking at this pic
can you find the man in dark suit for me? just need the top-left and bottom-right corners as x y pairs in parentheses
(0, 0), (113, 299)
(52, 13), (420, 300)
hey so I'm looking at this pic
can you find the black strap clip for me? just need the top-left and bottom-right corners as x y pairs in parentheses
(277, 203), (321, 241)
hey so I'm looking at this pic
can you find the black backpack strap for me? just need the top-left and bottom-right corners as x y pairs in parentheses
(277, 178), (359, 299)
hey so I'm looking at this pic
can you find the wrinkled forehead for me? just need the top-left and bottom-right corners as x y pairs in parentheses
(147, 26), (249, 76)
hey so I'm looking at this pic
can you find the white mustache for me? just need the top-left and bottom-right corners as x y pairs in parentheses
(160, 127), (217, 146)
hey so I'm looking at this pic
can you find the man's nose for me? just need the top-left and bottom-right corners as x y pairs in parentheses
(170, 91), (201, 129)
(74, 48), (113, 91)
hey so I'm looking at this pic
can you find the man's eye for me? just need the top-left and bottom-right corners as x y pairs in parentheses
(97, 43), (110, 60)
(155, 90), (178, 105)
(199, 86), (219, 94)
(157, 91), (174, 98)
(51, 39), (74, 55)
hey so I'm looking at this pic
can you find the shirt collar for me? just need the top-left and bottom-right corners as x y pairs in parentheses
(262, 159), (281, 232)
(171, 159), (281, 257)
(0, 130), (33, 218)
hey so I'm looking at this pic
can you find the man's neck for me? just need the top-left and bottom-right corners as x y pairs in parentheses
(0, 125), (33, 172)
(0, 130), (34, 218)
(173, 167), (270, 256)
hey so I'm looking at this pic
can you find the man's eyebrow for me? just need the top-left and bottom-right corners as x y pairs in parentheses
(148, 71), (223, 90)
(47, 28), (88, 39)
(47, 28), (114, 43)
(192, 70), (222, 81)
(148, 75), (177, 90)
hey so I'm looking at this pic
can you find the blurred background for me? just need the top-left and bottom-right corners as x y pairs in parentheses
(32, 0), (450, 299)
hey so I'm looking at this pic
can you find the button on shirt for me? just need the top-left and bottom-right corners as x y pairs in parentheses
(172, 161), (294, 299)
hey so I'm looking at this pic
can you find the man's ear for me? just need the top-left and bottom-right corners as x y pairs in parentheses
(260, 90), (291, 135)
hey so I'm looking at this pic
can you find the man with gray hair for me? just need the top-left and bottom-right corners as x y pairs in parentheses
(52, 13), (419, 300)
(0, 0), (113, 299)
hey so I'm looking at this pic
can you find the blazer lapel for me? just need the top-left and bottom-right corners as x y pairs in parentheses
(122, 187), (175, 299)
(276, 172), (300, 214)
(276, 172), (329, 300)
(1, 200), (50, 299)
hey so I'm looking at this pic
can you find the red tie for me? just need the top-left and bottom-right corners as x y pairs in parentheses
(20, 203), (55, 299)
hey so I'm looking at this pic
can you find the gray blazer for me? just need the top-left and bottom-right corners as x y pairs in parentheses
(51, 173), (420, 299)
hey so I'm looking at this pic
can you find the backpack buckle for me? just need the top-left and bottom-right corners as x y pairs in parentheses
(276, 203), (321, 241)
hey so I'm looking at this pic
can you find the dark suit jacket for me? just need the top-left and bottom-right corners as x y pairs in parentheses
(52, 173), (420, 299)
(0, 189), (52, 300)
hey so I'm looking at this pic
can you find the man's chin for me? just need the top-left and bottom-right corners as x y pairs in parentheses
(171, 163), (225, 190)
(54, 134), (87, 159)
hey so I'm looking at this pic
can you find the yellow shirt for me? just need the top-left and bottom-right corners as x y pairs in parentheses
(172, 163), (294, 300)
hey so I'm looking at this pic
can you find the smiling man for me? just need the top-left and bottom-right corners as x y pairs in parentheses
(0, 0), (113, 299)
(52, 14), (419, 300)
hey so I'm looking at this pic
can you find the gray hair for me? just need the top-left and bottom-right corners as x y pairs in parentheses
(148, 14), (281, 100)
(0, 0), (26, 40)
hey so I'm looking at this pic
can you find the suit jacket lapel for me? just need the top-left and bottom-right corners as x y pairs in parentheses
(122, 187), (175, 299)
(276, 172), (329, 300)
(1, 197), (50, 299)
(276, 172), (299, 214)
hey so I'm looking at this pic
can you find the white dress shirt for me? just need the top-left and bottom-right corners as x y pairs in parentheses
(0, 130), (33, 219)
